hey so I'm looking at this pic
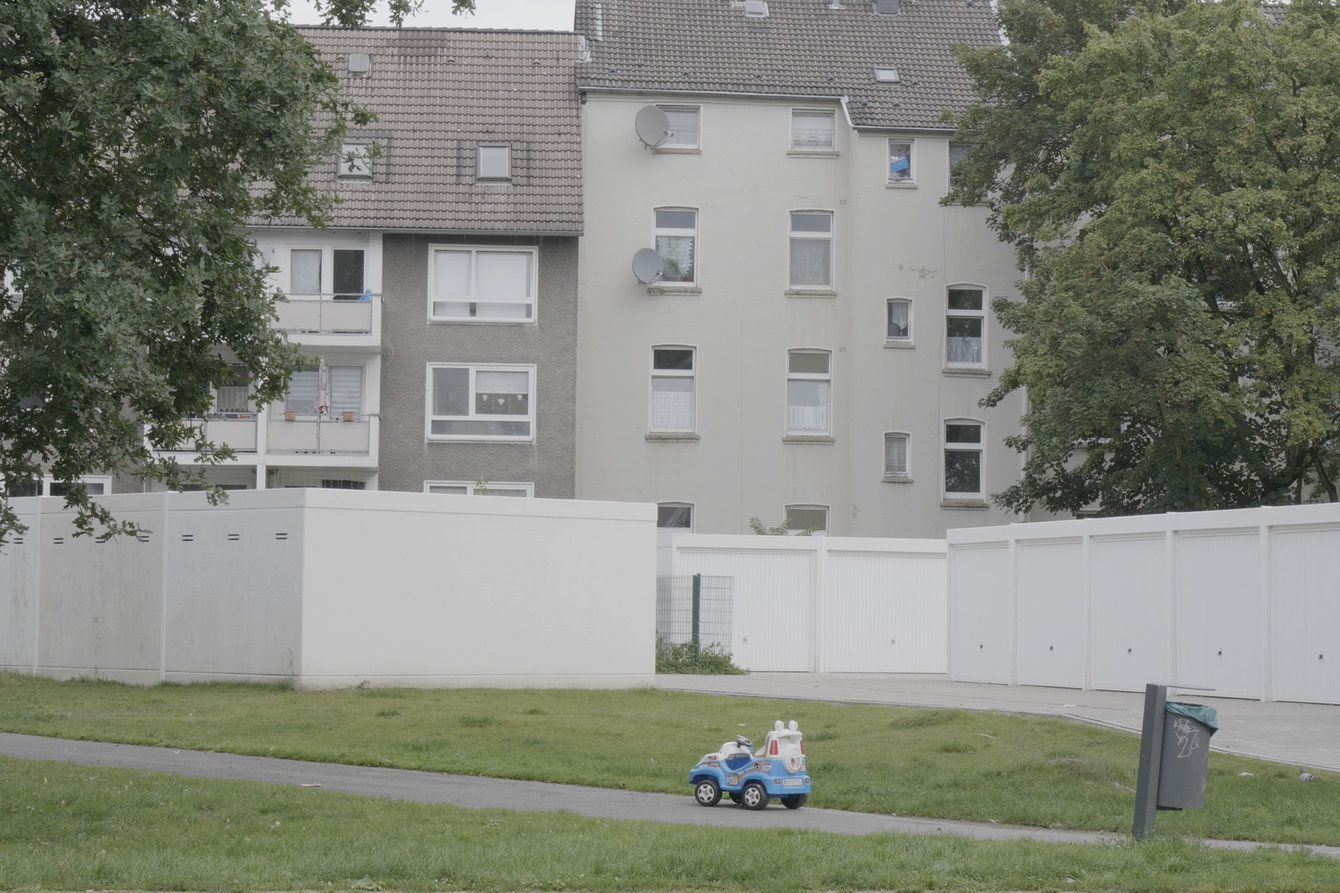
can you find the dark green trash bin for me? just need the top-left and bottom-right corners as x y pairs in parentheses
(1157, 702), (1218, 809)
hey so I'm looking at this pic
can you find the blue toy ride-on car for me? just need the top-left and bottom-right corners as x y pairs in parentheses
(688, 719), (810, 810)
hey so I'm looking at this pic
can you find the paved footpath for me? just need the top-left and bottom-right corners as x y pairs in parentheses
(2, 674), (1338, 858)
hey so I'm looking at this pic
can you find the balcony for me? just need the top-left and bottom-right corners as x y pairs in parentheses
(154, 412), (377, 468)
(268, 413), (373, 456)
(179, 414), (259, 453)
(274, 293), (381, 348)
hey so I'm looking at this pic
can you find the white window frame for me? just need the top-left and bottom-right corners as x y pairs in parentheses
(650, 345), (696, 434)
(338, 142), (372, 179)
(425, 480), (534, 497)
(949, 141), (972, 191)
(286, 246), (366, 299)
(790, 109), (835, 152)
(886, 298), (913, 344)
(946, 284), (987, 369)
(426, 363), (536, 442)
(652, 207), (698, 285)
(887, 138), (915, 185)
(943, 419), (985, 499)
(784, 504), (829, 535)
(657, 502), (694, 531)
(788, 210), (834, 290)
(477, 144), (511, 182)
(289, 248), (323, 297)
(428, 245), (538, 323)
(6, 474), (112, 498)
(210, 364), (252, 417)
(786, 349), (832, 436)
(657, 105), (701, 150)
(884, 431), (911, 481)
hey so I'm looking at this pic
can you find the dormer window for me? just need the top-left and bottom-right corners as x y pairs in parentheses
(338, 143), (372, 179)
(477, 144), (511, 182)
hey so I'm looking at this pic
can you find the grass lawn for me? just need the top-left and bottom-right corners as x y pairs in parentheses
(2, 673), (1338, 892)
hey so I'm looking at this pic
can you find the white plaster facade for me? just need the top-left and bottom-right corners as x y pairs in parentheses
(575, 92), (1027, 537)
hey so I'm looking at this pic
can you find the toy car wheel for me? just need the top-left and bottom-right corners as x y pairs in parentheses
(693, 778), (722, 807)
(781, 794), (807, 809)
(727, 791), (741, 803)
(740, 781), (769, 810)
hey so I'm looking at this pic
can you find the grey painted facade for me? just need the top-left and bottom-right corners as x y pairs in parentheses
(378, 233), (579, 498)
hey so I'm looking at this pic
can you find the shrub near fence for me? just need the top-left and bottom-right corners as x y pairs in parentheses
(656, 574), (734, 651)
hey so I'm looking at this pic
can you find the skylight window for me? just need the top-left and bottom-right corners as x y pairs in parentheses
(874, 66), (900, 83)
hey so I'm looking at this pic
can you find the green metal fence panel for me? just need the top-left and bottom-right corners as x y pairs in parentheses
(656, 574), (734, 650)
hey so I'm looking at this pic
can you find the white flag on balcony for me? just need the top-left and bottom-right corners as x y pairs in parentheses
(315, 361), (331, 415)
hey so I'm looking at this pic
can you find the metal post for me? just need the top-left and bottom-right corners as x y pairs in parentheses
(1133, 683), (1168, 839)
(691, 573), (701, 663)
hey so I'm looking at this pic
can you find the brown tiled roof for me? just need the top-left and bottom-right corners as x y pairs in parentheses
(277, 27), (582, 234)
(575, 0), (1003, 131)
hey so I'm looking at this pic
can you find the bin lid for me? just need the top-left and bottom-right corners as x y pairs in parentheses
(1166, 701), (1219, 732)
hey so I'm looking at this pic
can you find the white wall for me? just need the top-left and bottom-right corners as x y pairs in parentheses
(1, 490), (656, 688)
(947, 505), (1340, 704)
(663, 534), (947, 673)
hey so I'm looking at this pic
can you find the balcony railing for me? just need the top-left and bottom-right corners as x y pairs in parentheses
(156, 412), (372, 458)
(267, 414), (372, 455)
(274, 293), (380, 336)
(179, 415), (259, 453)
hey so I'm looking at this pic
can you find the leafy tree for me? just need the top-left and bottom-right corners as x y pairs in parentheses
(948, 0), (1340, 515)
(0, 0), (477, 544)
(310, 0), (475, 27)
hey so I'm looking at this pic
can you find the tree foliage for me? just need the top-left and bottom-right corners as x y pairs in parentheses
(0, 0), (381, 543)
(306, 0), (475, 27)
(949, 0), (1340, 515)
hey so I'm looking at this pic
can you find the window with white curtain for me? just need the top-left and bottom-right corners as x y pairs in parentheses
(791, 109), (835, 151)
(427, 363), (535, 441)
(650, 346), (695, 433)
(789, 211), (833, 288)
(946, 286), (985, 367)
(212, 364), (252, 416)
(886, 298), (912, 342)
(786, 349), (831, 435)
(653, 208), (697, 284)
(429, 246), (536, 322)
(884, 432), (910, 479)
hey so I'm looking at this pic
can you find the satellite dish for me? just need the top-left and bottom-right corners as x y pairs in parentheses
(634, 105), (670, 148)
(632, 248), (665, 284)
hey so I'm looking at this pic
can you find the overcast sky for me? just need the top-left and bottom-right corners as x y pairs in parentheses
(283, 0), (577, 30)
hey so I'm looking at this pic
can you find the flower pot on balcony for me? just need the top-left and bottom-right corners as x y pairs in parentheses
(284, 410), (296, 421)
(342, 411), (356, 422)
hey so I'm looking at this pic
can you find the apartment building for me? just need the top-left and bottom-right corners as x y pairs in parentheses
(145, 27), (583, 498)
(572, 0), (1028, 537)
